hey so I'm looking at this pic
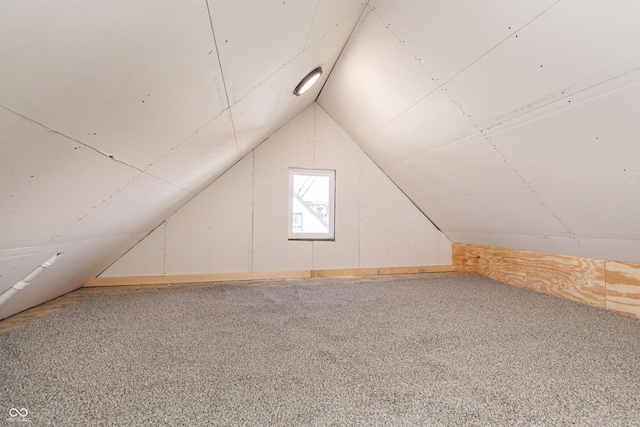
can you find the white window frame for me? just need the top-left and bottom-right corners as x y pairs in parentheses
(288, 168), (335, 240)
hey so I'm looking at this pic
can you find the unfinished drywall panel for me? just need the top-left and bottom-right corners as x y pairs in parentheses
(370, 0), (559, 83)
(304, 1), (367, 49)
(60, 172), (192, 241)
(386, 134), (527, 201)
(359, 158), (449, 268)
(0, 107), (139, 248)
(0, 233), (144, 319)
(488, 80), (640, 187)
(534, 176), (640, 241)
(251, 107), (315, 272)
(146, 111), (238, 194)
(577, 238), (640, 266)
(101, 224), (166, 277)
(230, 8), (356, 158)
(105, 155), (255, 277)
(102, 103), (450, 277)
(442, 0), (640, 129)
(418, 189), (570, 237)
(318, 8), (438, 143)
(165, 189), (212, 275)
(308, 105), (361, 269)
(0, 0), (226, 170)
(208, 155), (253, 274)
(209, 0), (316, 103)
(361, 88), (479, 169)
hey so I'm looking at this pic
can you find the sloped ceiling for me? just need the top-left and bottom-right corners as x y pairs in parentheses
(319, 0), (640, 263)
(0, 0), (367, 318)
(2, 0), (640, 319)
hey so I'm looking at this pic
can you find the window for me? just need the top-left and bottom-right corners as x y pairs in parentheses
(288, 168), (335, 240)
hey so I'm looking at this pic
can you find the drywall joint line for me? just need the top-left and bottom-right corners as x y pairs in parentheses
(303, 0), (322, 50)
(250, 151), (255, 272)
(205, 0), (240, 158)
(442, 0), (563, 86)
(95, 221), (167, 277)
(142, 109), (229, 177)
(364, 0), (563, 144)
(163, 220), (167, 275)
(481, 132), (581, 245)
(0, 103), (144, 173)
(357, 151), (363, 268)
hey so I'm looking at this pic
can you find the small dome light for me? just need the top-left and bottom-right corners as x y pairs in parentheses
(293, 67), (323, 96)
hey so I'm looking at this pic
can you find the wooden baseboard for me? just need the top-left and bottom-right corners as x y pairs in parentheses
(84, 265), (454, 287)
(452, 242), (640, 318)
(311, 265), (453, 277)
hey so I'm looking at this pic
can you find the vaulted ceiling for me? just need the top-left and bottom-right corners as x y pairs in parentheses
(2, 0), (639, 318)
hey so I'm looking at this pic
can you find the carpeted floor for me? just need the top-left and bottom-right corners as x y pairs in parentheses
(1, 274), (639, 426)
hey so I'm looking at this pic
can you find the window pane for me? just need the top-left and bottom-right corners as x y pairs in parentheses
(288, 168), (335, 240)
(292, 174), (330, 234)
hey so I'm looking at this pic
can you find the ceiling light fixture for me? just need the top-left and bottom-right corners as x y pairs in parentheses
(293, 67), (323, 96)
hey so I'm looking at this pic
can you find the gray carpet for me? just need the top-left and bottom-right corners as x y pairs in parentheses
(1, 275), (639, 426)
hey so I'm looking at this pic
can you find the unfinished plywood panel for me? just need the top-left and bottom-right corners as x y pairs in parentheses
(606, 261), (640, 318)
(453, 243), (605, 308)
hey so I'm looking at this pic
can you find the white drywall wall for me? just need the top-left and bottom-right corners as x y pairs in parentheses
(102, 104), (451, 276)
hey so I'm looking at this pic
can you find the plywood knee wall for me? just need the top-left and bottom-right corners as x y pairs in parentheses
(453, 243), (640, 318)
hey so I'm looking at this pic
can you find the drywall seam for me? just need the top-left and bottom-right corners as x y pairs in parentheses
(303, 0), (322, 49)
(0, 104), (144, 173)
(204, 0), (239, 158)
(357, 150), (363, 268)
(250, 151), (255, 273)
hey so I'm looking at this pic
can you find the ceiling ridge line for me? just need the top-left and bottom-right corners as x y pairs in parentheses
(205, 0), (240, 159)
(232, 5), (368, 108)
(315, 2), (371, 102)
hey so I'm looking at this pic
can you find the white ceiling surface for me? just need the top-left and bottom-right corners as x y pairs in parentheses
(319, 0), (640, 262)
(0, 0), (367, 318)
